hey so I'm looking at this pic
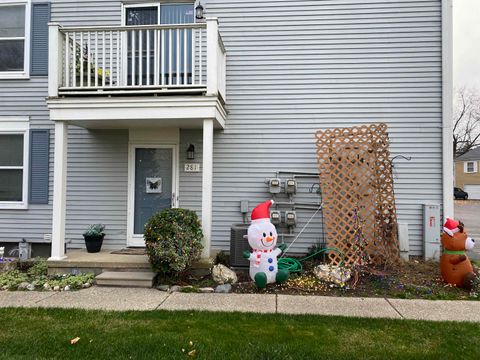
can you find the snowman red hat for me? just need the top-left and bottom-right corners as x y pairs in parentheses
(251, 200), (274, 223)
(443, 218), (461, 237)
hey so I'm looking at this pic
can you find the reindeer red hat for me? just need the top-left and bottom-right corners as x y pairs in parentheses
(251, 200), (274, 222)
(443, 218), (461, 237)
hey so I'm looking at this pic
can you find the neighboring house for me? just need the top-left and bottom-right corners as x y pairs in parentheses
(0, 0), (453, 260)
(455, 147), (480, 199)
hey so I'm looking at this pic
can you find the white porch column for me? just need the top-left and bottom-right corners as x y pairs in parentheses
(201, 119), (214, 258)
(50, 121), (68, 260)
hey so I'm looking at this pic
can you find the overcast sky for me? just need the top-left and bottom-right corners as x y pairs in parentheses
(453, 0), (480, 90)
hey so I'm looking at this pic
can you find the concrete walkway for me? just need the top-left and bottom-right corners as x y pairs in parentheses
(1, 287), (480, 322)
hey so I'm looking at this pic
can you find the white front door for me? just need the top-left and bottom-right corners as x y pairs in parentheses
(127, 144), (177, 246)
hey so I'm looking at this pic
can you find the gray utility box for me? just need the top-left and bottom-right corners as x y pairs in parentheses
(230, 223), (250, 268)
(423, 204), (441, 260)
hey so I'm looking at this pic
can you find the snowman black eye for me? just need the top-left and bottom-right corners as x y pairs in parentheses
(263, 233), (266, 237)
(270, 232), (273, 236)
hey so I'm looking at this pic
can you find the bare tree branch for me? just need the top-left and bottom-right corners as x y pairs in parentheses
(453, 88), (480, 157)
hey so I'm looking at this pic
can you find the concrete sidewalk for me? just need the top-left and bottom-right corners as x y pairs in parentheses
(1, 287), (479, 322)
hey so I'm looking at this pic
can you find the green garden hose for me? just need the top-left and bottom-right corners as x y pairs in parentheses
(278, 247), (344, 273)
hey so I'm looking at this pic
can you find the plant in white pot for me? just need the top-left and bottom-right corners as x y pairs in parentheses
(83, 224), (105, 253)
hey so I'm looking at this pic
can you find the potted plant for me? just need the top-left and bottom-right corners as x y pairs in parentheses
(83, 224), (105, 253)
(74, 44), (110, 86)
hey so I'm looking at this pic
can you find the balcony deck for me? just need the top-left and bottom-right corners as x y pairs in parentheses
(47, 18), (227, 129)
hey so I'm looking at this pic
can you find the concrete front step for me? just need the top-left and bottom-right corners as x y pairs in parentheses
(95, 271), (155, 288)
(47, 249), (151, 276)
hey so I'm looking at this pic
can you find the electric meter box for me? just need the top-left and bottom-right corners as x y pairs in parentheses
(285, 179), (297, 194)
(268, 178), (281, 194)
(19, 240), (31, 261)
(423, 204), (441, 260)
(285, 211), (297, 226)
(270, 210), (281, 225)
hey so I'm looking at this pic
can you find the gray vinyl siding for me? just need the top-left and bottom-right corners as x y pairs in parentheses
(205, 0), (443, 255)
(50, 0), (121, 26)
(0, 78), (53, 242)
(179, 130), (203, 217)
(65, 129), (128, 248)
(0, 0), (444, 257)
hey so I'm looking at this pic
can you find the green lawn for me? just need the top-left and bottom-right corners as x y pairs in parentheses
(0, 308), (479, 359)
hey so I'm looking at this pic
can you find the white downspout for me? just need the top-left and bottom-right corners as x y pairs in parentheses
(442, 0), (454, 219)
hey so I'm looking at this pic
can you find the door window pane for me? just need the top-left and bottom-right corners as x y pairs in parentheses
(126, 7), (158, 86)
(0, 5), (25, 37)
(0, 40), (24, 71)
(0, 169), (23, 201)
(161, 4), (194, 85)
(160, 4), (194, 24)
(134, 148), (173, 234)
(0, 135), (23, 166)
(126, 6), (158, 26)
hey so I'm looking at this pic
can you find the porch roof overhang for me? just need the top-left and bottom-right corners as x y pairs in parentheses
(46, 95), (226, 129)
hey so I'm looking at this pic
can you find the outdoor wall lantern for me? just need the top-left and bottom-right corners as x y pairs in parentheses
(195, 3), (204, 20)
(187, 144), (195, 160)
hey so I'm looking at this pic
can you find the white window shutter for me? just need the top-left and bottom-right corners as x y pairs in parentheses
(464, 162), (469, 173)
(475, 161), (479, 173)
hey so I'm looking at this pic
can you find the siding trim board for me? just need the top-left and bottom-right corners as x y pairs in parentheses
(441, 0), (454, 219)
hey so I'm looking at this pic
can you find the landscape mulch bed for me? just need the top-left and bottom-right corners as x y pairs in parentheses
(171, 259), (478, 300)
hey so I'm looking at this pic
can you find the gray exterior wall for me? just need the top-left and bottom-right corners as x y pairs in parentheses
(205, 0), (443, 255)
(0, 78), (53, 242)
(0, 0), (444, 256)
(65, 129), (128, 248)
(179, 130), (203, 217)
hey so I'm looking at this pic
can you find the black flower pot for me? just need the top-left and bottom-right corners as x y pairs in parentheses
(83, 234), (104, 253)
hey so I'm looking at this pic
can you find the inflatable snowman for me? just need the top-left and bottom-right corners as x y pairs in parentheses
(243, 200), (289, 288)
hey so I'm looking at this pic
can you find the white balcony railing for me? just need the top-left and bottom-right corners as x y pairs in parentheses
(48, 18), (226, 100)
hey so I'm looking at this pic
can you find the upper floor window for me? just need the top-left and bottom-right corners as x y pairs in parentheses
(464, 161), (478, 173)
(0, 1), (31, 79)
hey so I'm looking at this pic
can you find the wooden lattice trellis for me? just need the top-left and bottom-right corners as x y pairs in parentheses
(315, 123), (400, 266)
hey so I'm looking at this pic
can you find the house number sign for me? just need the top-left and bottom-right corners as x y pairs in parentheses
(184, 163), (200, 172)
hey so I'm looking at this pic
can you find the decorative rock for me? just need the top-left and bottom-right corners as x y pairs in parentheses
(212, 264), (238, 285)
(82, 283), (91, 288)
(199, 287), (215, 293)
(215, 284), (232, 293)
(170, 285), (181, 292)
(17, 282), (30, 291)
(314, 264), (351, 286)
(43, 283), (51, 291)
(26, 284), (35, 291)
(53, 285), (60, 291)
(64, 285), (71, 291)
(157, 284), (170, 292)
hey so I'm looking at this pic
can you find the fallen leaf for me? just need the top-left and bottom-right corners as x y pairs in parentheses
(70, 337), (80, 345)
(188, 349), (197, 357)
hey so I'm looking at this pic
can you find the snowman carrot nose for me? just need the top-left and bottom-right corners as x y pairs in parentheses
(266, 236), (273, 242)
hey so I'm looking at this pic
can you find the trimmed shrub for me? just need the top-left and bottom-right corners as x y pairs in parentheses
(144, 208), (203, 276)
